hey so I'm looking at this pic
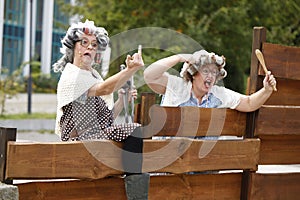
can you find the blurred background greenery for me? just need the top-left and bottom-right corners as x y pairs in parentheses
(3, 0), (299, 113)
(57, 0), (299, 97)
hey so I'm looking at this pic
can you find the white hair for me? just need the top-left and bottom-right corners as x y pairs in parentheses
(53, 19), (109, 72)
(180, 50), (227, 82)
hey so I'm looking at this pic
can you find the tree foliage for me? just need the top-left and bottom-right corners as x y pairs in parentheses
(58, 0), (300, 94)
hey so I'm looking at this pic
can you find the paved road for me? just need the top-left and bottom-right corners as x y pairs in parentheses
(4, 93), (57, 114)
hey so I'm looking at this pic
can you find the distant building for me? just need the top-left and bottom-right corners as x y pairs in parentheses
(0, 0), (70, 75)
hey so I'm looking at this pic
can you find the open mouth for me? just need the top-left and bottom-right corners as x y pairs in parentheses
(83, 52), (91, 58)
(204, 80), (212, 88)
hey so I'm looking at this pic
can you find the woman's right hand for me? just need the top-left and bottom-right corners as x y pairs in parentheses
(125, 50), (144, 70)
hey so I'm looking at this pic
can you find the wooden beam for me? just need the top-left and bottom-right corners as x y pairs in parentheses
(17, 177), (126, 200)
(256, 106), (300, 136)
(258, 135), (300, 164)
(249, 172), (300, 200)
(143, 138), (260, 173)
(17, 173), (244, 200)
(6, 139), (260, 179)
(263, 78), (300, 106)
(149, 173), (242, 200)
(0, 127), (16, 183)
(248, 26), (266, 95)
(260, 43), (300, 80)
(6, 141), (124, 180)
(143, 106), (247, 137)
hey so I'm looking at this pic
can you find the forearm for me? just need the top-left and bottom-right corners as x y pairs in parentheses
(88, 68), (137, 96)
(144, 54), (190, 80)
(249, 87), (273, 110)
(113, 98), (123, 119)
(144, 54), (191, 94)
(238, 88), (273, 112)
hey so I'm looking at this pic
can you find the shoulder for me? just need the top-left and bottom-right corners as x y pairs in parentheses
(162, 74), (191, 106)
(210, 85), (244, 109)
(166, 73), (189, 89)
(210, 85), (241, 96)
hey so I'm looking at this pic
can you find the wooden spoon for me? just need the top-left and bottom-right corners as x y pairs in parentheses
(255, 49), (277, 91)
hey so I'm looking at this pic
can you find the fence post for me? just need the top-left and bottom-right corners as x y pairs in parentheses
(0, 127), (17, 184)
(139, 92), (156, 126)
(240, 26), (266, 200)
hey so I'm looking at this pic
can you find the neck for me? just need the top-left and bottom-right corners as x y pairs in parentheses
(79, 65), (92, 71)
(191, 87), (207, 102)
(73, 60), (92, 71)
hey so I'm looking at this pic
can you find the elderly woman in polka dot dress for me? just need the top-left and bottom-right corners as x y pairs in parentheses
(53, 19), (149, 200)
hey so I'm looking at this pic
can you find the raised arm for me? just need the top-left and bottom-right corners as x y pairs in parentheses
(236, 71), (277, 112)
(144, 54), (191, 94)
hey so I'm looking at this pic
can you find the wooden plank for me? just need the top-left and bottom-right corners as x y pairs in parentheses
(17, 177), (126, 200)
(258, 135), (300, 164)
(255, 106), (300, 136)
(149, 173), (242, 200)
(17, 173), (243, 200)
(249, 172), (300, 200)
(6, 139), (259, 179)
(264, 78), (300, 106)
(0, 127), (16, 183)
(259, 43), (300, 80)
(143, 106), (247, 137)
(143, 138), (260, 173)
(6, 141), (124, 180)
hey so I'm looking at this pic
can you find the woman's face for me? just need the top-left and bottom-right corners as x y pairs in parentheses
(73, 34), (98, 69)
(192, 64), (219, 94)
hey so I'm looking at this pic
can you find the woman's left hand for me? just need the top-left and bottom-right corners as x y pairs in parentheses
(263, 71), (277, 91)
(118, 88), (138, 103)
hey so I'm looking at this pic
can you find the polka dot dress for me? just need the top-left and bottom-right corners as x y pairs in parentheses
(60, 96), (140, 142)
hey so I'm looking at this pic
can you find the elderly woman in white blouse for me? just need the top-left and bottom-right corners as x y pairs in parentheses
(144, 50), (277, 111)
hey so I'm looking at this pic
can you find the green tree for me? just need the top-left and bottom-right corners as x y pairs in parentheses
(57, 0), (300, 94)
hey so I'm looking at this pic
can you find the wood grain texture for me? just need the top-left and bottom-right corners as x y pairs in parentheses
(17, 177), (126, 200)
(17, 173), (243, 200)
(256, 105), (300, 136)
(142, 106), (247, 137)
(6, 141), (124, 180)
(6, 139), (260, 179)
(143, 138), (260, 173)
(263, 78), (300, 106)
(260, 43), (300, 80)
(258, 135), (300, 164)
(249, 172), (300, 200)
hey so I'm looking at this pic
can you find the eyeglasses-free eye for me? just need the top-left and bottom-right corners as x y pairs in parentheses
(79, 39), (98, 50)
(199, 67), (219, 77)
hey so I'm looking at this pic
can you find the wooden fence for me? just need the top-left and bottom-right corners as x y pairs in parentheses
(1, 27), (299, 199)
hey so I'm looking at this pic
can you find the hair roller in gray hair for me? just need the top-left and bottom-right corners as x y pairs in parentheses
(219, 68), (227, 79)
(52, 19), (110, 73)
(181, 49), (227, 81)
(95, 27), (109, 51)
(52, 48), (74, 72)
